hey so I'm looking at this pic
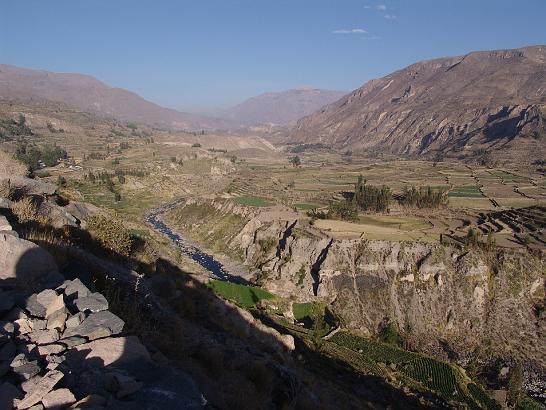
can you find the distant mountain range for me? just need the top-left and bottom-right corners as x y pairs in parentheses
(290, 45), (546, 161)
(0, 64), (230, 131)
(0, 64), (346, 130)
(218, 87), (347, 125)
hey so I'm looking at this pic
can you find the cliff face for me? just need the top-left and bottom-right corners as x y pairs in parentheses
(289, 46), (546, 162)
(225, 212), (546, 367)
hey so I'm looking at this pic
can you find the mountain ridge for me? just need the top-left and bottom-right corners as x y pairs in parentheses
(0, 64), (231, 131)
(220, 87), (347, 125)
(289, 45), (546, 162)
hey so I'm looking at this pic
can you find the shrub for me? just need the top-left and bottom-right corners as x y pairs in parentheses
(191, 143), (201, 148)
(87, 215), (134, 256)
(328, 200), (358, 221)
(12, 197), (51, 225)
(353, 175), (391, 212)
(399, 185), (448, 208)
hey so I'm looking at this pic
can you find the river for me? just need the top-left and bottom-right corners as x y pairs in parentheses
(145, 202), (240, 282)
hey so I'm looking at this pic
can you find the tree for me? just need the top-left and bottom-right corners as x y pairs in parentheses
(290, 156), (301, 167)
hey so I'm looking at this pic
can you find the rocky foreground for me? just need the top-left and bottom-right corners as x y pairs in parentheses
(0, 216), (205, 409)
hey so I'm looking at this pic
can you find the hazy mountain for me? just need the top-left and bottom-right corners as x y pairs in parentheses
(290, 46), (546, 161)
(0, 64), (230, 130)
(221, 87), (347, 125)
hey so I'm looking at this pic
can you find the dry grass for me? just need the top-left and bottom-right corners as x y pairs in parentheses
(0, 149), (27, 177)
(12, 197), (51, 225)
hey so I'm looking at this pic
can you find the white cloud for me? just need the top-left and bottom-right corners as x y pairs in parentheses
(384, 14), (396, 19)
(376, 4), (387, 11)
(333, 28), (368, 34)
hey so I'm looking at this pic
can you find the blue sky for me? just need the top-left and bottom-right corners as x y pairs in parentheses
(1, 0), (545, 112)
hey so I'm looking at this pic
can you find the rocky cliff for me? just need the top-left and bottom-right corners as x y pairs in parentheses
(169, 200), (545, 371)
(289, 46), (546, 162)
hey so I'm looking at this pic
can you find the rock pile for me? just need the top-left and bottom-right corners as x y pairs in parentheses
(1, 277), (205, 409)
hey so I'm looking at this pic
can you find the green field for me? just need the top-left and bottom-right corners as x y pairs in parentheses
(208, 280), (275, 308)
(293, 302), (324, 322)
(448, 185), (484, 198)
(329, 332), (496, 408)
(488, 170), (530, 183)
(233, 195), (273, 207)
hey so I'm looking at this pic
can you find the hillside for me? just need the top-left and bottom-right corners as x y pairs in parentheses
(290, 46), (546, 162)
(0, 64), (230, 131)
(221, 87), (347, 125)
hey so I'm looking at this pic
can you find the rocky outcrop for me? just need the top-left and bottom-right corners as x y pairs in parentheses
(0, 233), (62, 291)
(0, 278), (205, 410)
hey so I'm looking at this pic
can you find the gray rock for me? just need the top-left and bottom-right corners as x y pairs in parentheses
(61, 279), (90, 301)
(10, 353), (28, 368)
(37, 344), (66, 357)
(65, 312), (85, 329)
(58, 336), (87, 349)
(46, 310), (67, 331)
(16, 369), (64, 409)
(25, 290), (65, 320)
(0, 382), (23, 410)
(2, 177), (56, 197)
(74, 293), (108, 313)
(62, 311), (124, 341)
(0, 234), (62, 291)
(66, 336), (150, 368)
(30, 319), (47, 331)
(106, 373), (143, 399)
(41, 388), (76, 409)
(15, 317), (34, 335)
(27, 405), (44, 410)
(29, 329), (59, 345)
(13, 361), (41, 381)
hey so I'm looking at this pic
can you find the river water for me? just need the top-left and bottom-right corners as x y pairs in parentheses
(145, 203), (236, 281)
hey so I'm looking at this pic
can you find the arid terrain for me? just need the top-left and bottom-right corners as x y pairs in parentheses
(1, 45), (545, 410)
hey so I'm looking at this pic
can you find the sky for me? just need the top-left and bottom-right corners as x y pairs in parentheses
(1, 0), (545, 112)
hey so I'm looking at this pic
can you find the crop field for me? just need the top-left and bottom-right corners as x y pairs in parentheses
(329, 332), (494, 408)
(448, 185), (484, 197)
(208, 280), (275, 308)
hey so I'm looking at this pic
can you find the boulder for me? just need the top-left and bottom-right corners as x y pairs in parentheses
(24, 290), (65, 320)
(62, 311), (124, 341)
(65, 312), (85, 329)
(13, 361), (41, 381)
(66, 336), (150, 368)
(0, 234), (62, 290)
(37, 344), (65, 357)
(16, 369), (64, 409)
(61, 279), (91, 300)
(1, 177), (56, 197)
(28, 329), (59, 345)
(41, 388), (76, 409)
(74, 293), (108, 313)
(46, 310), (67, 331)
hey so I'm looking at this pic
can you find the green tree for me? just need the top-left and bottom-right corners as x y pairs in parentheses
(290, 156), (301, 167)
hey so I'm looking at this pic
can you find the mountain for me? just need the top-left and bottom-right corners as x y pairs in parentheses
(221, 87), (347, 125)
(0, 64), (229, 130)
(290, 46), (546, 161)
